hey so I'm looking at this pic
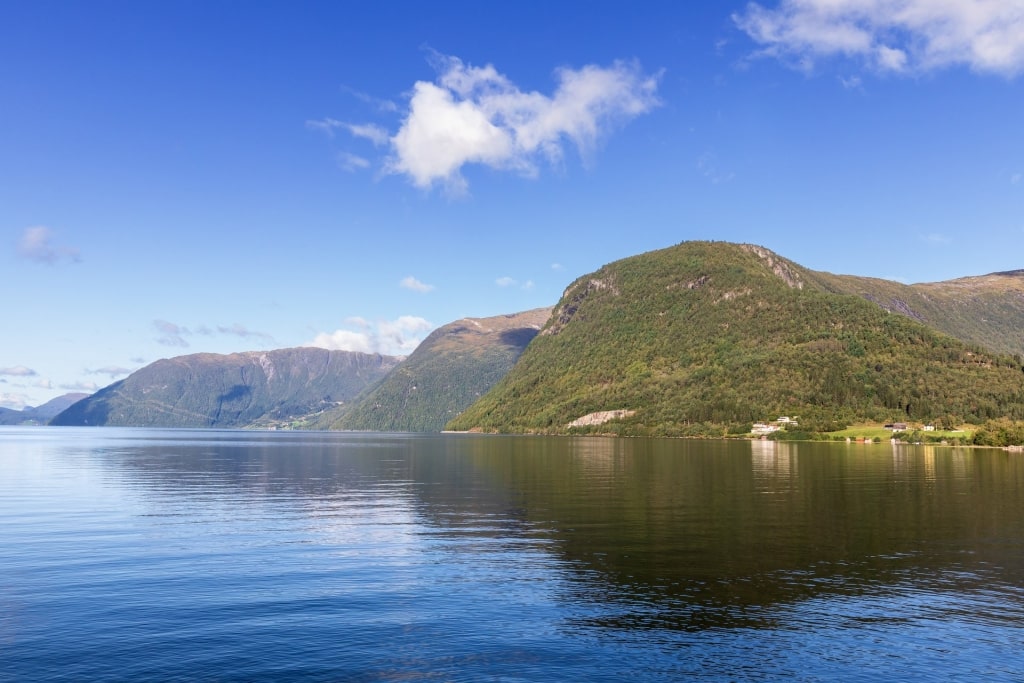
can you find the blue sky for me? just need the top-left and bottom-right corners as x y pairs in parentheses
(3, 1), (1024, 409)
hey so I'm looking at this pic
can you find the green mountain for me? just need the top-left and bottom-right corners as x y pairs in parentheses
(0, 393), (90, 425)
(806, 268), (1024, 357)
(447, 242), (1024, 436)
(320, 308), (552, 432)
(50, 348), (399, 428)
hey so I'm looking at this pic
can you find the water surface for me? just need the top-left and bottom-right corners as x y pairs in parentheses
(2, 428), (1022, 680)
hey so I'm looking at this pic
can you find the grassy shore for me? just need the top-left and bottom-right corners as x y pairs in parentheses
(828, 424), (974, 441)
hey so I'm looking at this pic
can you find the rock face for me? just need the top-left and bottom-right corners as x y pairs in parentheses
(567, 410), (636, 428)
(50, 348), (400, 428)
(323, 308), (552, 432)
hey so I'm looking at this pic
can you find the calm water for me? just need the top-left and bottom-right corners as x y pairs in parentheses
(2, 428), (1023, 681)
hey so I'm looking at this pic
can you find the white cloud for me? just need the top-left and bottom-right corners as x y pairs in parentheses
(34, 378), (53, 389)
(551, 263), (564, 271)
(1012, 172), (1022, 185)
(309, 329), (377, 354)
(307, 316), (434, 356)
(0, 366), (37, 377)
(400, 276), (435, 293)
(386, 54), (661, 192)
(522, 280), (535, 290)
(16, 226), (81, 264)
(734, 0), (1024, 76)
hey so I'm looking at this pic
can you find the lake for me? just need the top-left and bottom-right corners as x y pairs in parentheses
(1, 427), (1022, 681)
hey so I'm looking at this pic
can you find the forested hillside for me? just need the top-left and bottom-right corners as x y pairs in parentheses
(807, 269), (1024, 357)
(448, 242), (1024, 436)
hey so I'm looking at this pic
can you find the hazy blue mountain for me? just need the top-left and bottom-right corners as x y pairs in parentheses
(50, 348), (399, 428)
(0, 393), (90, 425)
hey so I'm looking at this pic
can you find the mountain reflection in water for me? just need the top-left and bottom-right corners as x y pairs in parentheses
(2, 428), (1022, 681)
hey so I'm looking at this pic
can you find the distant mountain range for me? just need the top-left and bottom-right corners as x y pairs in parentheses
(51, 348), (399, 428)
(319, 308), (551, 432)
(0, 393), (89, 425)
(448, 242), (1024, 436)
(45, 241), (1024, 435)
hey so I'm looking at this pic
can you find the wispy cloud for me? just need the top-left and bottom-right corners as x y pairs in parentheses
(339, 152), (370, 171)
(0, 366), (37, 377)
(1012, 172), (1022, 185)
(0, 392), (30, 410)
(734, 0), (1024, 77)
(307, 316), (433, 356)
(153, 320), (272, 347)
(495, 276), (535, 290)
(217, 323), (273, 341)
(921, 232), (952, 245)
(340, 84), (399, 113)
(551, 263), (564, 271)
(16, 226), (81, 265)
(838, 74), (863, 90)
(86, 366), (133, 379)
(307, 118), (389, 146)
(400, 276), (435, 293)
(154, 319), (191, 347)
(697, 152), (735, 184)
(385, 53), (661, 194)
(59, 381), (99, 392)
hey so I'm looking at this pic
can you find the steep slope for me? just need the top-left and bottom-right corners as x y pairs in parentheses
(51, 348), (399, 428)
(448, 242), (1024, 436)
(322, 308), (551, 432)
(0, 393), (90, 425)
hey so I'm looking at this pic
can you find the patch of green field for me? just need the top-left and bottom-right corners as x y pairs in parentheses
(829, 424), (974, 440)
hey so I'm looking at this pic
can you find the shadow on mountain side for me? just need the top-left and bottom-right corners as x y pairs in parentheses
(499, 327), (540, 349)
(218, 384), (252, 403)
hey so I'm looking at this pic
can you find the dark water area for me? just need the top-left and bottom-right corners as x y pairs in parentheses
(1, 428), (1022, 681)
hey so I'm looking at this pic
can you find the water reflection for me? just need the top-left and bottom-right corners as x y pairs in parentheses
(48, 430), (1024, 621)
(750, 439), (797, 490)
(5, 428), (1024, 675)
